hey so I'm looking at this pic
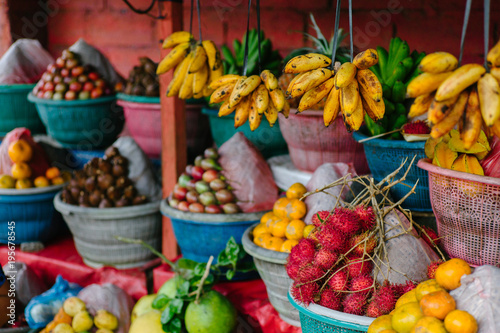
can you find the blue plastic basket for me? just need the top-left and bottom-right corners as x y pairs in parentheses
(0, 84), (45, 136)
(353, 131), (432, 212)
(288, 291), (370, 333)
(202, 108), (288, 159)
(0, 185), (65, 244)
(28, 93), (124, 149)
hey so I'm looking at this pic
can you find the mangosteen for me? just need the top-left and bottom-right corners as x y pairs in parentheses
(98, 158), (113, 174)
(105, 146), (120, 159)
(97, 173), (114, 190)
(69, 178), (80, 188)
(78, 192), (89, 206)
(115, 197), (130, 208)
(115, 176), (131, 189)
(132, 195), (147, 205)
(123, 185), (137, 199)
(106, 186), (122, 202)
(70, 186), (81, 201)
(112, 155), (128, 167)
(84, 176), (97, 192)
(112, 164), (127, 178)
(99, 198), (113, 208)
(88, 189), (103, 207)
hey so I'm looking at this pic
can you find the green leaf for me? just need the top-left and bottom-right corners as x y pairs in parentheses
(309, 13), (326, 45)
(194, 263), (207, 277)
(170, 299), (184, 314)
(160, 306), (175, 324)
(225, 237), (240, 261)
(226, 269), (235, 280)
(177, 259), (197, 280)
(217, 251), (231, 266)
(177, 281), (190, 296)
(164, 317), (182, 333)
(153, 294), (171, 310)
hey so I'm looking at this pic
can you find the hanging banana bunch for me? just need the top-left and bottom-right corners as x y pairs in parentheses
(283, 50), (385, 132)
(209, 70), (290, 130)
(407, 38), (500, 148)
(156, 31), (223, 99)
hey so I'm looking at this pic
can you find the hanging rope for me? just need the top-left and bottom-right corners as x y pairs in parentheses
(189, 0), (194, 35)
(121, 0), (156, 15)
(458, 0), (472, 65)
(256, 0), (262, 73)
(330, 0), (342, 68)
(484, 0), (490, 69)
(196, 0), (203, 42)
(242, 0), (252, 76)
(348, 0), (353, 62)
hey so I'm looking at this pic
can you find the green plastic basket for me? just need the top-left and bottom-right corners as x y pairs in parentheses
(288, 291), (371, 333)
(28, 93), (124, 149)
(0, 84), (45, 136)
(116, 92), (160, 104)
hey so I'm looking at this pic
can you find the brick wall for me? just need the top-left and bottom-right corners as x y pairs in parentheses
(4, 0), (500, 76)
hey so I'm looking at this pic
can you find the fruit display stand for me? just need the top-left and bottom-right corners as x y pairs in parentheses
(278, 111), (369, 174)
(418, 159), (500, 266)
(0, 84), (45, 136)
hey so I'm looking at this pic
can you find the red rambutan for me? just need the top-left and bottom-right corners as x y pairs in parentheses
(427, 260), (444, 279)
(354, 205), (376, 231)
(329, 207), (361, 236)
(421, 226), (440, 248)
(350, 232), (377, 257)
(370, 284), (397, 315)
(347, 257), (373, 278)
(328, 269), (349, 292)
(365, 301), (384, 318)
(289, 238), (316, 264)
(342, 292), (368, 316)
(349, 275), (374, 294)
(314, 249), (339, 270)
(312, 210), (331, 227)
(318, 288), (343, 311)
(285, 257), (301, 280)
(317, 227), (347, 253)
(291, 281), (319, 305)
(393, 280), (418, 297)
(297, 264), (325, 283)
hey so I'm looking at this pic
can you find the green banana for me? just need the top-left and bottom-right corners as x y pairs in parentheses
(221, 45), (236, 66)
(389, 113), (407, 139)
(384, 98), (395, 115)
(391, 81), (406, 103)
(365, 114), (385, 136)
(234, 39), (243, 67)
(410, 49), (420, 63)
(260, 39), (272, 63)
(395, 103), (406, 116)
(385, 62), (407, 87)
(376, 46), (388, 82)
(382, 83), (392, 99)
(402, 57), (414, 74)
(388, 37), (403, 74)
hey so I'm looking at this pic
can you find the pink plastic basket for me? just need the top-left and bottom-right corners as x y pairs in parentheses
(278, 110), (369, 174)
(418, 159), (500, 267)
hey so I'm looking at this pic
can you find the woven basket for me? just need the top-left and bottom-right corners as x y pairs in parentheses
(418, 159), (500, 267)
(241, 223), (300, 327)
(53, 193), (162, 269)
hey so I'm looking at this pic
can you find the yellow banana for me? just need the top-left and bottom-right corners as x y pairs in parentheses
(343, 95), (364, 132)
(335, 63), (357, 89)
(352, 49), (378, 69)
(188, 45), (207, 73)
(209, 82), (235, 104)
(408, 92), (434, 118)
(288, 68), (333, 99)
(435, 64), (486, 101)
(269, 88), (285, 112)
(192, 64), (209, 95)
(356, 69), (383, 103)
(298, 77), (335, 112)
(487, 39), (500, 68)
(229, 75), (260, 108)
(492, 120), (500, 138)
(260, 70), (279, 91)
(218, 99), (237, 117)
(491, 67), (500, 83)
(281, 100), (290, 118)
(166, 54), (192, 97)
(477, 73), (500, 126)
(162, 31), (192, 49)
(202, 85), (214, 97)
(462, 87), (482, 149)
(418, 52), (458, 73)
(431, 90), (468, 139)
(284, 53), (332, 74)
(340, 79), (360, 117)
(427, 94), (460, 125)
(406, 72), (452, 98)
(178, 72), (195, 100)
(323, 86), (341, 126)
(209, 74), (240, 90)
(248, 97), (262, 131)
(202, 40), (222, 71)
(285, 72), (308, 97)
(254, 84), (269, 114)
(157, 42), (190, 75)
(234, 96), (250, 128)
(264, 99), (278, 127)
(361, 94), (385, 121)
(208, 66), (224, 87)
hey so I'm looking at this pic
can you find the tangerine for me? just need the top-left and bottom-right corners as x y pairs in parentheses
(260, 211), (275, 224)
(254, 233), (272, 247)
(51, 176), (65, 185)
(271, 218), (290, 238)
(419, 290), (456, 320)
(284, 199), (307, 220)
(367, 314), (393, 333)
(11, 162), (32, 180)
(265, 237), (284, 251)
(280, 239), (299, 253)
(45, 167), (61, 180)
(265, 215), (281, 229)
(303, 225), (315, 238)
(286, 183), (307, 200)
(273, 197), (290, 218)
(395, 289), (417, 309)
(391, 302), (424, 333)
(415, 279), (445, 302)
(34, 176), (50, 188)
(285, 220), (306, 240)
(435, 258), (471, 290)
(444, 310), (478, 333)
(253, 224), (271, 238)
(412, 316), (448, 333)
(15, 179), (32, 189)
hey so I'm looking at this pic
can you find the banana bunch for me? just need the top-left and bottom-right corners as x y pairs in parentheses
(283, 50), (385, 132)
(407, 41), (500, 149)
(209, 70), (290, 131)
(156, 31), (223, 99)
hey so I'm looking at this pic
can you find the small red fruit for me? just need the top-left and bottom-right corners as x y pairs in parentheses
(71, 66), (85, 77)
(44, 81), (55, 91)
(173, 185), (188, 200)
(69, 82), (82, 92)
(88, 72), (99, 81)
(177, 201), (189, 211)
(202, 169), (219, 183)
(64, 90), (76, 100)
(90, 87), (103, 99)
(55, 57), (65, 68)
(191, 166), (204, 180)
(188, 202), (205, 213)
(94, 78), (106, 87)
(186, 190), (199, 204)
(205, 204), (222, 214)
(82, 82), (94, 92)
(61, 68), (70, 77)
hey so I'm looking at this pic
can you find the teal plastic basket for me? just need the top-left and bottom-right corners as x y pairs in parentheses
(353, 130), (432, 212)
(0, 84), (45, 136)
(288, 291), (371, 333)
(28, 93), (124, 149)
(116, 92), (160, 104)
(202, 107), (288, 159)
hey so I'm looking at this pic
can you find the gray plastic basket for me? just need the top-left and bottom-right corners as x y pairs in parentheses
(53, 192), (161, 269)
(241, 223), (301, 327)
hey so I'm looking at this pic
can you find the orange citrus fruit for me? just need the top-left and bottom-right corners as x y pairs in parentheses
(286, 183), (307, 200)
(34, 176), (50, 188)
(378, 330), (396, 333)
(8, 139), (32, 163)
(11, 162), (32, 179)
(264, 237), (284, 251)
(61, 170), (72, 182)
(253, 223), (271, 238)
(435, 258), (471, 290)
(284, 199), (307, 220)
(45, 167), (61, 180)
(395, 289), (417, 309)
(254, 233), (272, 247)
(280, 239), (298, 253)
(415, 279), (445, 301)
(419, 290), (456, 320)
(271, 218), (290, 238)
(51, 176), (65, 185)
(273, 197), (290, 218)
(444, 310), (478, 333)
(303, 225), (315, 238)
(285, 220), (306, 240)
(264, 214), (280, 229)
(15, 179), (32, 189)
(260, 211), (275, 224)
(391, 302), (424, 333)
(412, 316), (447, 333)
(367, 314), (393, 333)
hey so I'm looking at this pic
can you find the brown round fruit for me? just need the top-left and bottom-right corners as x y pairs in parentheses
(106, 186), (122, 202)
(97, 174), (114, 190)
(98, 159), (112, 174)
(215, 189), (235, 204)
(123, 185), (137, 199)
(205, 204), (222, 214)
(115, 197), (130, 207)
(188, 203), (205, 213)
(84, 176), (97, 192)
(88, 189), (102, 207)
(186, 190), (199, 204)
(209, 179), (226, 191)
(105, 146), (119, 158)
(132, 195), (147, 205)
(222, 203), (240, 214)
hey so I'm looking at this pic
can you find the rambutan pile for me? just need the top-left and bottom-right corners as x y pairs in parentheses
(420, 226), (440, 248)
(311, 210), (331, 227)
(354, 205), (376, 231)
(427, 260), (444, 279)
(291, 281), (318, 305)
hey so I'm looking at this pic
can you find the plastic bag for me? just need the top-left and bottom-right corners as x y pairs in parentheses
(2, 262), (48, 307)
(112, 136), (162, 201)
(481, 136), (500, 178)
(0, 39), (53, 84)
(218, 132), (279, 212)
(450, 265), (500, 333)
(78, 283), (133, 333)
(25, 276), (82, 328)
(303, 163), (356, 225)
(69, 39), (123, 86)
(0, 128), (50, 178)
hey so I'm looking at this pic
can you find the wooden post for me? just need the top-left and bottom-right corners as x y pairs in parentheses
(158, 0), (185, 259)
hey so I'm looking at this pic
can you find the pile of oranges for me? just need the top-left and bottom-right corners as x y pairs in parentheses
(253, 183), (315, 253)
(368, 258), (478, 333)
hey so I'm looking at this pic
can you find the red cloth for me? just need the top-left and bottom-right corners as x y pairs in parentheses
(154, 264), (301, 333)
